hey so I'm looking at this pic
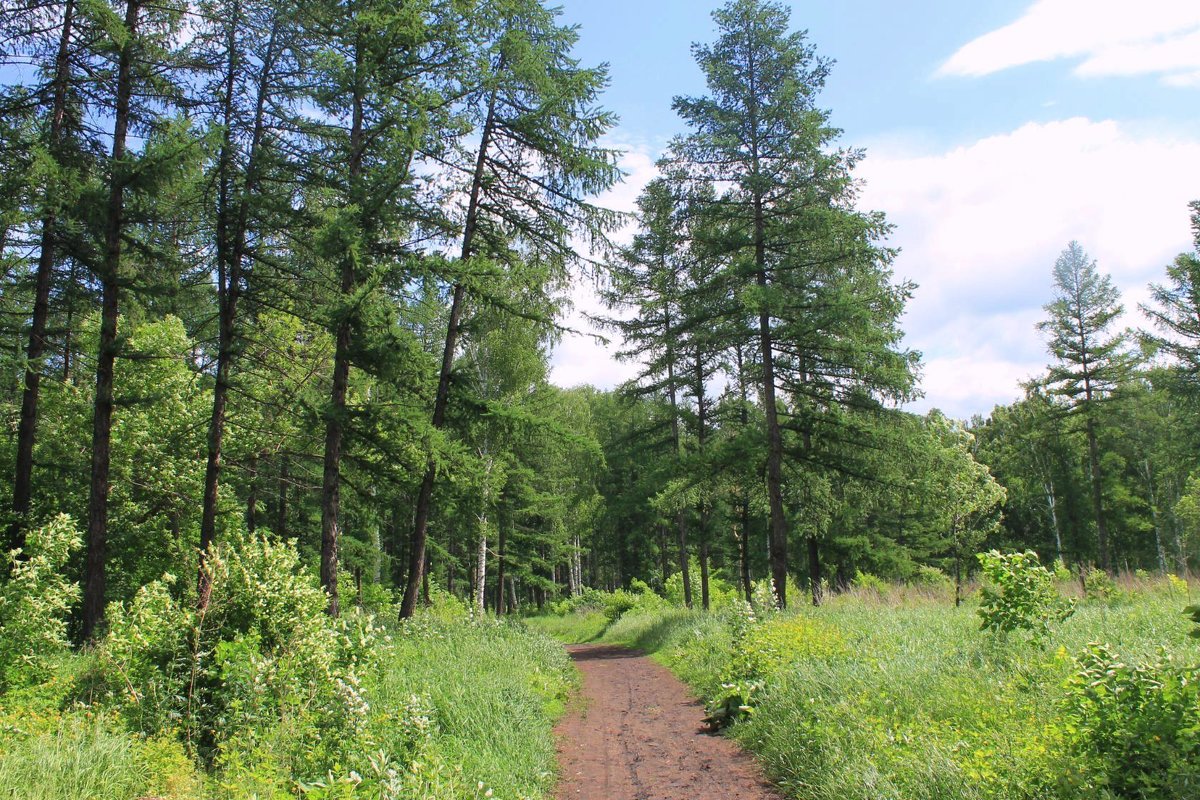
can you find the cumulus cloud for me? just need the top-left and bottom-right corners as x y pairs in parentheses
(858, 117), (1199, 419)
(938, 0), (1200, 86)
(549, 140), (660, 389)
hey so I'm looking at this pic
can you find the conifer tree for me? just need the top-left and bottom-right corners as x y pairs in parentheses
(1038, 241), (1136, 573)
(399, 0), (619, 618)
(671, 0), (916, 606)
(81, 0), (195, 639)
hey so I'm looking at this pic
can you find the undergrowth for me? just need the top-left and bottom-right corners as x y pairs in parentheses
(0, 524), (573, 800)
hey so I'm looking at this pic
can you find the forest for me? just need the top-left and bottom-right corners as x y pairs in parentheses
(0, 0), (1197, 797)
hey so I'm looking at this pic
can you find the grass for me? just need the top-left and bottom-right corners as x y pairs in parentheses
(372, 616), (576, 799)
(0, 613), (574, 800)
(529, 576), (1200, 800)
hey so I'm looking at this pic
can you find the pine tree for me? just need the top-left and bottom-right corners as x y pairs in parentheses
(399, 0), (619, 618)
(671, 0), (916, 606)
(1038, 241), (1136, 573)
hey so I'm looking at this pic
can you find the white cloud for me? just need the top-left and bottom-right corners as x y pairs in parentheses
(859, 117), (1199, 420)
(549, 140), (659, 390)
(938, 0), (1200, 86)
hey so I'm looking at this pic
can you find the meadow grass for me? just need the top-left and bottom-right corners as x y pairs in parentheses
(530, 577), (1200, 800)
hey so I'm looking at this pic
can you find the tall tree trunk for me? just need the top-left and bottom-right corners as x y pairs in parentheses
(320, 39), (365, 618)
(495, 503), (507, 615)
(665, 310), (690, 607)
(734, 342), (753, 603)
(9, 0), (76, 557)
(754, 197), (788, 608)
(401, 87), (499, 619)
(198, 12), (279, 606)
(699, 539), (710, 611)
(739, 502), (752, 602)
(1085, 417), (1110, 572)
(82, 0), (139, 642)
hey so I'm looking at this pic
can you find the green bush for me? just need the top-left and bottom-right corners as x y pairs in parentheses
(1063, 643), (1200, 798)
(0, 515), (81, 690)
(852, 570), (887, 594)
(1082, 567), (1119, 603)
(1187, 602), (1200, 637)
(96, 531), (383, 781)
(977, 550), (1075, 643)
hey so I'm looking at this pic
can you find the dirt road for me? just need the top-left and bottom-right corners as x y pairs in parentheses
(554, 644), (783, 800)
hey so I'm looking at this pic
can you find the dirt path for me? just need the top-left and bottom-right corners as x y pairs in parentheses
(554, 644), (784, 800)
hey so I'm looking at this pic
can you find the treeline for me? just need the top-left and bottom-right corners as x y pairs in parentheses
(0, 0), (621, 636)
(569, 5), (1200, 607)
(2, 0), (1197, 632)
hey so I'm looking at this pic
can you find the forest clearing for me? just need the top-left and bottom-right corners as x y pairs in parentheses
(2, 0), (1200, 797)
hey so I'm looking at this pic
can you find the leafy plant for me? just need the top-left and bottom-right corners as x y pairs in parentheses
(977, 550), (1076, 643)
(1186, 603), (1200, 638)
(1062, 643), (1200, 798)
(0, 515), (81, 689)
(1082, 567), (1119, 603)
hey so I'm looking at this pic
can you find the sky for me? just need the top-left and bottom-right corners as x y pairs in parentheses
(545, 0), (1200, 421)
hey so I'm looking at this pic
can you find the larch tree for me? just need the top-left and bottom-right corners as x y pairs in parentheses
(304, 0), (468, 616)
(81, 0), (196, 640)
(194, 0), (302, 605)
(2, 0), (90, 556)
(1142, 202), (1200, 389)
(1038, 241), (1136, 574)
(671, 0), (916, 606)
(399, 0), (620, 619)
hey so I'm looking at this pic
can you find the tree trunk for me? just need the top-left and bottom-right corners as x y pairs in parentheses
(401, 87), (500, 619)
(475, 523), (487, 614)
(276, 455), (289, 537)
(739, 505), (752, 602)
(198, 12), (279, 606)
(244, 454), (258, 535)
(699, 539), (710, 611)
(807, 535), (821, 606)
(320, 37), (366, 618)
(1085, 417), (1110, 573)
(495, 504), (507, 615)
(9, 0), (76, 558)
(82, 0), (140, 642)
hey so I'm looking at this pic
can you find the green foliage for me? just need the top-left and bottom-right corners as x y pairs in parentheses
(1082, 567), (1120, 603)
(0, 515), (81, 689)
(97, 532), (383, 781)
(977, 550), (1076, 642)
(1062, 643), (1200, 798)
(852, 570), (888, 594)
(1185, 603), (1200, 638)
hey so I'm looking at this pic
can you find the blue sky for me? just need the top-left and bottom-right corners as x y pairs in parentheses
(547, 0), (1200, 420)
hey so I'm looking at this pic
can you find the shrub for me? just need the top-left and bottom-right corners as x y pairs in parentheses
(1082, 567), (1119, 603)
(1186, 603), (1200, 638)
(1063, 643), (1200, 798)
(977, 550), (1075, 643)
(97, 531), (383, 782)
(0, 515), (81, 690)
(851, 570), (887, 594)
(909, 564), (953, 589)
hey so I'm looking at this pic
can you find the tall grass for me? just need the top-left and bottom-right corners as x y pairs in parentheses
(0, 614), (574, 800)
(533, 577), (1199, 800)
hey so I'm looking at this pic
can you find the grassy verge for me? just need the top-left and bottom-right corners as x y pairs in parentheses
(0, 613), (574, 800)
(529, 578), (1200, 800)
